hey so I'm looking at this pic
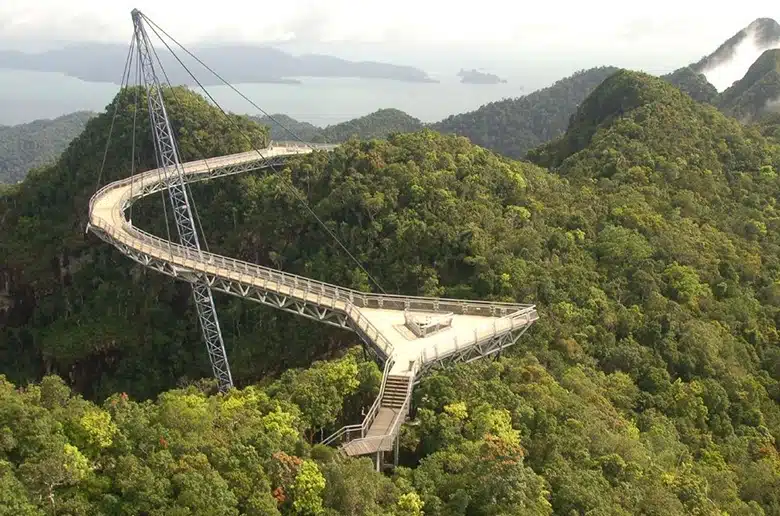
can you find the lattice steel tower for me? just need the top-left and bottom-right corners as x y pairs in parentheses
(131, 9), (234, 391)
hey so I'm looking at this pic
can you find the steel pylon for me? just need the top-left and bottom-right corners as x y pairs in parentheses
(131, 9), (234, 391)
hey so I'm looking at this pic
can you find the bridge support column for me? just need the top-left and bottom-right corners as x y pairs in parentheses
(394, 434), (399, 468)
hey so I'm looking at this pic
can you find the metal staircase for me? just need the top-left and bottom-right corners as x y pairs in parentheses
(380, 375), (411, 410)
(322, 356), (415, 469)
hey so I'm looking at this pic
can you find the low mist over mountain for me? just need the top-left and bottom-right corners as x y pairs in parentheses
(0, 43), (436, 85)
(718, 48), (780, 121)
(657, 18), (780, 121)
(691, 17), (780, 91)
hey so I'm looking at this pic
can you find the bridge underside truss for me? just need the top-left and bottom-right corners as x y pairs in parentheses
(94, 223), (530, 372)
(93, 228), (396, 362)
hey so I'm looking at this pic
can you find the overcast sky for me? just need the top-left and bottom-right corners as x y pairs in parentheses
(1, 0), (779, 74)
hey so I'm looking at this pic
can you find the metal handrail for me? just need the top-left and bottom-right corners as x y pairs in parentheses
(89, 143), (539, 382)
(90, 213), (397, 358)
(93, 211), (536, 364)
(337, 371), (414, 452)
(88, 143), (327, 214)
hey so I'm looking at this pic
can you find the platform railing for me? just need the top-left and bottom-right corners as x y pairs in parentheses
(416, 309), (539, 366)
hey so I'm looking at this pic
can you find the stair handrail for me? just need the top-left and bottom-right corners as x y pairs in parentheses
(342, 371), (415, 452)
(321, 354), (395, 446)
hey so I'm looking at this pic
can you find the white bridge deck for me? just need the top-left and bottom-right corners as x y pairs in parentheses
(87, 143), (538, 377)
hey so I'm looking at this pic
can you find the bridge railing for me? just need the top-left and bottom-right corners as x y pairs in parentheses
(99, 201), (536, 321)
(271, 140), (339, 151)
(88, 145), (320, 215)
(89, 147), (537, 354)
(344, 303), (394, 359)
(90, 152), (536, 318)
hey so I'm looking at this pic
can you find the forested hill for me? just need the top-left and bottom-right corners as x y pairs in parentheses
(3, 69), (780, 513)
(431, 66), (620, 159)
(0, 86), (270, 399)
(661, 66), (719, 103)
(759, 111), (780, 140)
(0, 111), (93, 184)
(315, 108), (424, 142)
(254, 108), (424, 143)
(250, 113), (321, 142)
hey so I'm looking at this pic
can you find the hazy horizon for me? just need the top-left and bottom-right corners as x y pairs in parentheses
(1, 1), (779, 126)
(2, 1), (779, 73)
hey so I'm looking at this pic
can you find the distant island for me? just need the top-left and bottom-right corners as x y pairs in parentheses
(457, 69), (507, 84)
(0, 43), (438, 85)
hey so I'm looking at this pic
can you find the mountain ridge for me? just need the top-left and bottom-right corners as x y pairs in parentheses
(0, 111), (94, 184)
(431, 66), (620, 159)
(0, 42), (437, 85)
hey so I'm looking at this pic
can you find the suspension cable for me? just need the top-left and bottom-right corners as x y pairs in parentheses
(94, 32), (136, 196)
(142, 14), (330, 147)
(142, 14), (386, 293)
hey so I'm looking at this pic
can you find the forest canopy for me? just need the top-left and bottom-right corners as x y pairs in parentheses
(2, 68), (780, 514)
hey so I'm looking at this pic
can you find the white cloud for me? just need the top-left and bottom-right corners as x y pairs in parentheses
(0, 0), (778, 63)
(700, 22), (780, 91)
